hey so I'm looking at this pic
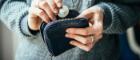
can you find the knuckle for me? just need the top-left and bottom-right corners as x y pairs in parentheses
(38, 10), (45, 16)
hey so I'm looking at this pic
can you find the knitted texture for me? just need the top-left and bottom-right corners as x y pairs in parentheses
(0, 0), (139, 60)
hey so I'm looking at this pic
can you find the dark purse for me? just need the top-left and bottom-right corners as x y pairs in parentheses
(40, 9), (89, 56)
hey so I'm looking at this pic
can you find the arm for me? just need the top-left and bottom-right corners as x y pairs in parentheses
(65, 2), (140, 51)
(0, 0), (38, 39)
(96, 2), (140, 34)
(0, 0), (63, 39)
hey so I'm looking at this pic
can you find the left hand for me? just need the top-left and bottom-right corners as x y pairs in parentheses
(65, 6), (104, 52)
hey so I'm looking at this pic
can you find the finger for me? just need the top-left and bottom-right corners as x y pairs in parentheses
(70, 41), (92, 52)
(39, 1), (56, 20)
(66, 27), (95, 36)
(47, 0), (59, 14)
(65, 34), (91, 44)
(76, 9), (93, 19)
(54, 0), (62, 8)
(29, 7), (50, 23)
(66, 28), (88, 36)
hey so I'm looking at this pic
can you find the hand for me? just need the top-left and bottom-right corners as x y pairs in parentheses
(28, 0), (62, 30)
(65, 6), (104, 51)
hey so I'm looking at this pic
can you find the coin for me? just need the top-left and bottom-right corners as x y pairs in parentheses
(58, 5), (69, 18)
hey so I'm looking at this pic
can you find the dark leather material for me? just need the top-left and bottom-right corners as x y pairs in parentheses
(40, 10), (89, 56)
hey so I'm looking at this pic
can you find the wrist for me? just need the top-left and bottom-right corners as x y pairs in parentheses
(27, 19), (40, 35)
(27, 16), (42, 31)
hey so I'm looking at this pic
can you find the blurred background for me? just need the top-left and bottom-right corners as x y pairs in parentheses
(0, 22), (19, 60)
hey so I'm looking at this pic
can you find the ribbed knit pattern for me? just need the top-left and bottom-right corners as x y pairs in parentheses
(97, 3), (138, 34)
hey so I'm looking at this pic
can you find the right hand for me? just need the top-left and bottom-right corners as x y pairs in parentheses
(28, 0), (63, 30)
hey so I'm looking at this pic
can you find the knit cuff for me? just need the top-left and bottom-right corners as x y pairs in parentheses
(20, 14), (39, 36)
(95, 3), (112, 31)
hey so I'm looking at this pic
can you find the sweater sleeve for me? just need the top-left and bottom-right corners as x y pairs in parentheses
(0, 0), (39, 39)
(95, 2), (140, 34)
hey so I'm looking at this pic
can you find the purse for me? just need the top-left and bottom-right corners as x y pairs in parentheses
(40, 9), (89, 56)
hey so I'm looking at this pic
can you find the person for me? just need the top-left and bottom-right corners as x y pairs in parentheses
(0, 0), (140, 60)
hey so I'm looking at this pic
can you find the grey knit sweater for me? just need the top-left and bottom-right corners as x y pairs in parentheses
(0, 0), (140, 60)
